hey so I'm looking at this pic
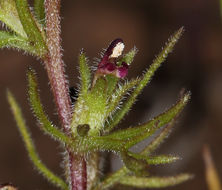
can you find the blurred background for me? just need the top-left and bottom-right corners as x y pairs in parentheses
(0, 0), (222, 189)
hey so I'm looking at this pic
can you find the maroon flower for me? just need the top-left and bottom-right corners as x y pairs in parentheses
(96, 38), (129, 78)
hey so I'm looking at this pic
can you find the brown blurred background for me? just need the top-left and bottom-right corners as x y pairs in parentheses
(0, 0), (222, 189)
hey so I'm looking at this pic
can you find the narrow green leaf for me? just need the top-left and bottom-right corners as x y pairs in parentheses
(106, 92), (190, 149)
(145, 155), (180, 165)
(0, 0), (27, 38)
(121, 151), (149, 176)
(27, 69), (71, 145)
(7, 90), (68, 190)
(0, 31), (39, 54)
(109, 28), (184, 129)
(141, 119), (175, 155)
(34, 0), (45, 25)
(121, 151), (179, 174)
(15, 0), (47, 57)
(79, 52), (91, 96)
(105, 78), (140, 123)
(118, 47), (137, 65)
(119, 174), (192, 188)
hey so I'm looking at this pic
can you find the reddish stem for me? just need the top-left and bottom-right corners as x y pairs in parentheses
(44, 1), (87, 189)
(69, 153), (87, 190)
(44, 0), (70, 129)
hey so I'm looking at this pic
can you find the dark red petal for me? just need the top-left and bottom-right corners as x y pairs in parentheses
(105, 63), (116, 72)
(117, 62), (129, 78)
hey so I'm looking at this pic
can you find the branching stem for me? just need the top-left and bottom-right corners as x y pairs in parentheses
(44, 1), (87, 189)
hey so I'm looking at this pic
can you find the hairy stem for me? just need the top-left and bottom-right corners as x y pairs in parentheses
(44, 0), (70, 129)
(44, 1), (87, 189)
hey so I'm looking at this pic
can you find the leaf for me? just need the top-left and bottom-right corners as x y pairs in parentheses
(106, 92), (190, 149)
(79, 52), (91, 96)
(15, 0), (47, 57)
(109, 27), (184, 129)
(141, 119), (175, 155)
(7, 90), (69, 190)
(118, 47), (138, 65)
(129, 152), (180, 165)
(121, 151), (179, 175)
(0, 0), (27, 38)
(0, 31), (39, 54)
(121, 151), (149, 176)
(146, 155), (180, 165)
(105, 78), (140, 123)
(119, 174), (193, 188)
(34, 0), (45, 25)
(27, 68), (71, 145)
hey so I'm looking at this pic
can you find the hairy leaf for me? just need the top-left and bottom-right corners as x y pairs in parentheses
(15, 0), (47, 56)
(129, 152), (180, 165)
(118, 47), (137, 66)
(119, 174), (192, 188)
(7, 90), (68, 190)
(105, 78), (140, 122)
(141, 119), (176, 155)
(0, 0), (27, 38)
(121, 151), (179, 175)
(79, 52), (91, 96)
(106, 92), (190, 149)
(0, 31), (38, 54)
(34, 0), (45, 25)
(28, 69), (71, 145)
(121, 151), (149, 176)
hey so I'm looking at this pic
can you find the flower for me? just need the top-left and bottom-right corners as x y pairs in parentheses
(96, 38), (129, 78)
